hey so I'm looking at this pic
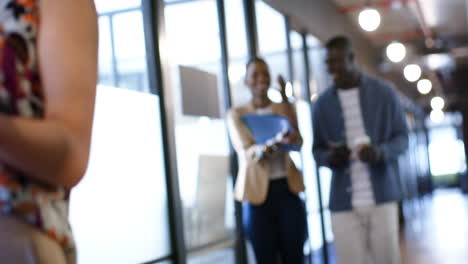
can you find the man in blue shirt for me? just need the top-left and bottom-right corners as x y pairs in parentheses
(312, 36), (408, 264)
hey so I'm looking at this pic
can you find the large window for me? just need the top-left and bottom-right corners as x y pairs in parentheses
(289, 31), (326, 260)
(95, 1), (149, 92)
(428, 114), (466, 182)
(307, 36), (328, 97)
(255, 0), (289, 103)
(226, 0), (249, 107)
(69, 2), (171, 263)
(95, 0), (140, 13)
(255, 2), (330, 262)
(307, 35), (335, 247)
(256, 0), (288, 71)
(164, 1), (235, 263)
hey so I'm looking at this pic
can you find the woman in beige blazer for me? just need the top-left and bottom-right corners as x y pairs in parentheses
(227, 58), (307, 264)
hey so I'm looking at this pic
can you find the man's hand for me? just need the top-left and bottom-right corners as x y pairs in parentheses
(329, 145), (351, 168)
(357, 144), (382, 164)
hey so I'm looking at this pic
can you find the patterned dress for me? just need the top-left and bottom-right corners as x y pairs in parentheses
(0, 0), (75, 262)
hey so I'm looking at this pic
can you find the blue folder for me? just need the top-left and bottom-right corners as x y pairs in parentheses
(241, 114), (300, 151)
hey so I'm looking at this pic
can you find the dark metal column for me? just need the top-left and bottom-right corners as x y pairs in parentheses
(460, 108), (468, 192)
(243, 0), (259, 58)
(142, 1), (187, 263)
(284, 17), (294, 83)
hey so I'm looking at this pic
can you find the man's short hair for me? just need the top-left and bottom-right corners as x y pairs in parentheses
(325, 35), (353, 53)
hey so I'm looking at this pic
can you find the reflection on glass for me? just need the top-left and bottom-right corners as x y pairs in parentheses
(164, 1), (235, 261)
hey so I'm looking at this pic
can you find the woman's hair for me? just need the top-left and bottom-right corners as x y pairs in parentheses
(245, 57), (267, 71)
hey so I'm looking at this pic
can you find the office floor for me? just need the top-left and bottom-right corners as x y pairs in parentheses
(400, 189), (468, 264)
(188, 189), (468, 264)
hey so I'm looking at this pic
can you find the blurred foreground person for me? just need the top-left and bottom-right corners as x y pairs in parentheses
(0, 0), (98, 263)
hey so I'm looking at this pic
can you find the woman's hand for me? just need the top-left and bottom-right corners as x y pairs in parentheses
(277, 75), (288, 102)
(280, 129), (299, 146)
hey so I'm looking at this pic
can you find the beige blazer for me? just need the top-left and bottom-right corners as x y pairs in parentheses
(227, 101), (305, 205)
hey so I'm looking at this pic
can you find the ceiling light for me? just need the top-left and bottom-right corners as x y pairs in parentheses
(358, 8), (381, 32)
(417, 79), (432, 94)
(403, 64), (422, 82)
(431, 96), (445, 110)
(386, 42), (406, 63)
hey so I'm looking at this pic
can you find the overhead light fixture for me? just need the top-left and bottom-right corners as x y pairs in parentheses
(417, 79), (432, 94)
(403, 64), (422, 82)
(431, 96), (445, 110)
(358, 8), (381, 32)
(430, 109), (445, 124)
(386, 42), (406, 63)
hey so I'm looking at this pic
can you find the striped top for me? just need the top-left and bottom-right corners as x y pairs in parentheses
(337, 88), (375, 208)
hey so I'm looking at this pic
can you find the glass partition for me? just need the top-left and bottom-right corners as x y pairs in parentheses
(69, 2), (171, 263)
(164, 1), (235, 263)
